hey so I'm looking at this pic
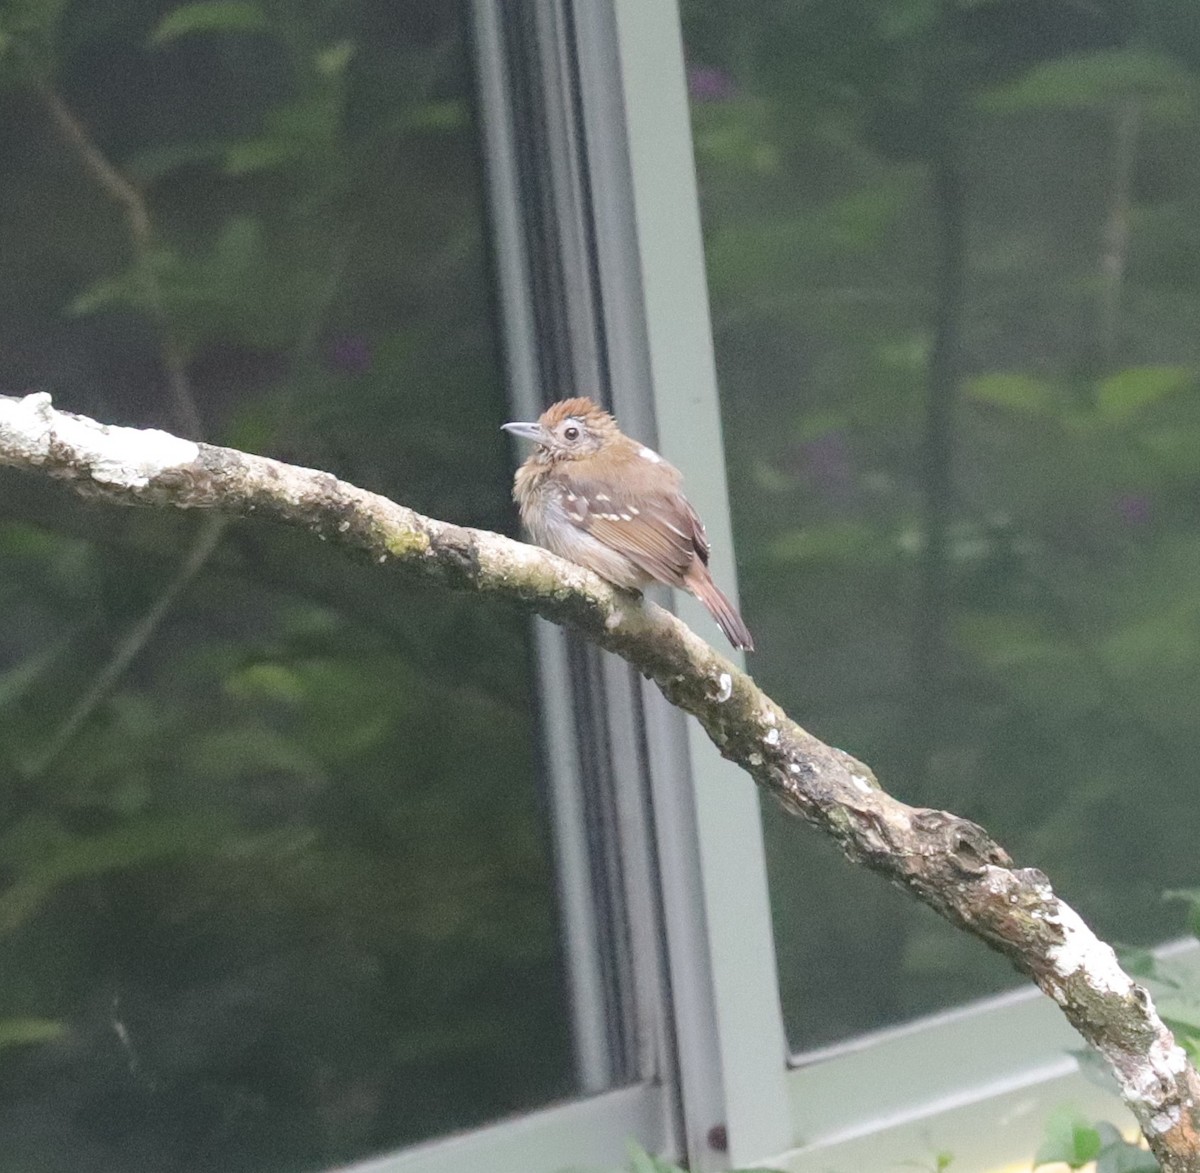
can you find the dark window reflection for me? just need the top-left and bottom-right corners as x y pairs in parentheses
(0, 2), (575, 1169)
(683, 0), (1200, 1050)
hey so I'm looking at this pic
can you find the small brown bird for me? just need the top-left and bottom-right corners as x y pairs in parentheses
(503, 397), (754, 651)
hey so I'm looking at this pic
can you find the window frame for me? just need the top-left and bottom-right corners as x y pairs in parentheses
(474, 0), (790, 1167)
(344, 1), (1144, 1170)
(348, 2), (787, 1170)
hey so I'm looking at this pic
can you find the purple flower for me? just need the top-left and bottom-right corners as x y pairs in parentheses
(688, 65), (736, 103)
(327, 334), (373, 375)
(1115, 493), (1152, 526)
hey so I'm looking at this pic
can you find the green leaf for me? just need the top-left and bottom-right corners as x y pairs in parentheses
(68, 269), (149, 317)
(0, 1016), (67, 1052)
(767, 521), (878, 567)
(1182, 1035), (1200, 1068)
(625, 1142), (684, 1173)
(1164, 889), (1200, 940)
(130, 139), (230, 182)
(0, 0), (66, 83)
(225, 137), (306, 175)
(1161, 1011), (1200, 1038)
(0, 816), (223, 934)
(225, 662), (307, 704)
(149, 1), (267, 47)
(315, 39), (354, 77)
(965, 372), (1057, 414)
(626, 1142), (659, 1173)
(980, 49), (1194, 119)
(1096, 366), (1193, 422)
(1097, 1133), (1161, 1173)
(1034, 1110), (1103, 1169)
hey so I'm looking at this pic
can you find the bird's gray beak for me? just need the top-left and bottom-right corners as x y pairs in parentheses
(501, 420), (544, 442)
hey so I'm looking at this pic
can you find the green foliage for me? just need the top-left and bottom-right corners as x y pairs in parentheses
(148, 0), (268, 45)
(1096, 366), (1195, 423)
(629, 1143), (682, 1173)
(1035, 1111), (1157, 1172)
(0, 1017), (67, 1052)
(0, 0), (569, 1169)
(978, 48), (1196, 121)
(1035, 1110), (1104, 1169)
(682, 0), (1200, 1052)
(0, 0), (65, 83)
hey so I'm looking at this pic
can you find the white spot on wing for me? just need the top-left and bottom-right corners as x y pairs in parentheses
(638, 446), (662, 463)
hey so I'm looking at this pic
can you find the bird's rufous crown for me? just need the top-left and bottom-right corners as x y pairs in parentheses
(539, 397), (620, 439)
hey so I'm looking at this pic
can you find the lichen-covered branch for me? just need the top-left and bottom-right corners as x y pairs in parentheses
(1, 391), (1198, 1170)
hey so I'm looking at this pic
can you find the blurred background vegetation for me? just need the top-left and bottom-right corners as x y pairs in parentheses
(682, 0), (1200, 1050)
(5, 0), (1200, 1167)
(0, 1), (576, 1169)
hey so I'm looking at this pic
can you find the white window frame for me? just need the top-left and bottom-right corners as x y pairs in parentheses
(343, 2), (1140, 1171)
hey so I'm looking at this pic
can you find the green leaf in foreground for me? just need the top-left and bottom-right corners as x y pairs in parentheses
(1035, 1109), (1103, 1168)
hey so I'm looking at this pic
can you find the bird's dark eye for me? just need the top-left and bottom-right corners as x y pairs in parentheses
(563, 425), (580, 441)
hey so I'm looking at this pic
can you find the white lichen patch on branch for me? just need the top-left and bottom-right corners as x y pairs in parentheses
(1109, 1030), (1190, 1126)
(715, 672), (733, 703)
(1129, 1033), (1189, 1104)
(1034, 893), (1189, 1122)
(0, 392), (199, 487)
(1046, 900), (1134, 998)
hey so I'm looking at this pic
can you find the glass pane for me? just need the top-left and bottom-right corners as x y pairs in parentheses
(0, 2), (577, 1169)
(682, 0), (1200, 1050)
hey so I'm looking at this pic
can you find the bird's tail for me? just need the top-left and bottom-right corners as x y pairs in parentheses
(685, 565), (755, 652)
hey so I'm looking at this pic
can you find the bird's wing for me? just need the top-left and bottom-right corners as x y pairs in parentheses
(683, 498), (711, 566)
(557, 475), (703, 587)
